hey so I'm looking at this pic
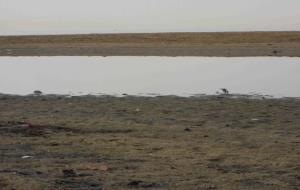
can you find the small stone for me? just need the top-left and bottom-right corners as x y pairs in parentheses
(21, 156), (32, 159)
(128, 180), (143, 187)
(184, 128), (192, 132)
(99, 165), (109, 172)
(62, 169), (77, 177)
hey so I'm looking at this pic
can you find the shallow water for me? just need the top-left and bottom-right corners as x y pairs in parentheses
(0, 57), (299, 97)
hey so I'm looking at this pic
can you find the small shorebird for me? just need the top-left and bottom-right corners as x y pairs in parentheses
(33, 90), (43, 96)
(221, 88), (229, 95)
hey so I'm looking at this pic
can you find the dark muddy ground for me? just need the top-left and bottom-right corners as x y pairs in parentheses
(0, 94), (299, 190)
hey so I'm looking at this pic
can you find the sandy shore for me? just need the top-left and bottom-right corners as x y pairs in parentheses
(1, 32), (300, 56)
(0, 94), (299, 189)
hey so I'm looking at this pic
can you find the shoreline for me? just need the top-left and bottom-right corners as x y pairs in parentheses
(1, 32), (300, 57)
(0, 93), (299, 100)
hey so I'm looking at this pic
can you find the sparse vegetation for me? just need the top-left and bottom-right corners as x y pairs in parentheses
(1, 32), (300, 45)
(0, 95), (299, 189)
(1, 32), (300, 56)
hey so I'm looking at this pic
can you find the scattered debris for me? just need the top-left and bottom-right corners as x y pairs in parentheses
(49, 143), (60, 146)
(99, 164), (110, 172)
(128, 180), (143, 186)
(55, 179), (102, 189)
(128, 180), (166, 188)
(6, 49), (12, 55)
(0, 121), (134, 137)
(21, 155), (32, 159)
(273, 50), (281, 55)
(63, 169), (77, 178)
(198, 183), (217, 189)
(79, 163), (110, 172)
(0, 169), (43, 177)
(184, 128), (192, 132)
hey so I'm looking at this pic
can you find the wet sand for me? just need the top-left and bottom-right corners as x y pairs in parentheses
(0, 94), (299, 189)
(1, 32), (300, 56)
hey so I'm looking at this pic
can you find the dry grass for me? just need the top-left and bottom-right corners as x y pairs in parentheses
(1, 32), (300, 45)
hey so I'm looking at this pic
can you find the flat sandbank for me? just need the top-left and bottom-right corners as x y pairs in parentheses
(1, 32), (300, 56)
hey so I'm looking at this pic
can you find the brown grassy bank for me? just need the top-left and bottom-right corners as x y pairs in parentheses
(1, 32), (300, 56)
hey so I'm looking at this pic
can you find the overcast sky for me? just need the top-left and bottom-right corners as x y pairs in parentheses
(1, 0), (300, 35)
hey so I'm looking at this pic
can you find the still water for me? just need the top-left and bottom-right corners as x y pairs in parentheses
(0, 57), (299, 97)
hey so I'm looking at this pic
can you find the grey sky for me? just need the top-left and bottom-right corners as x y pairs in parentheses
(0, 0), (300, 35)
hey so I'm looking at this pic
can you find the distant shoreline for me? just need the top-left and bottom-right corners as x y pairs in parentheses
(1, 31), (300, 57)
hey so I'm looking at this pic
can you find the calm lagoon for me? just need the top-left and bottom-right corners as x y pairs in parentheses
(0, 56), (299, 98)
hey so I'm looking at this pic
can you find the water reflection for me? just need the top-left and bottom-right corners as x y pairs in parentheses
(0, 56), (299, 97)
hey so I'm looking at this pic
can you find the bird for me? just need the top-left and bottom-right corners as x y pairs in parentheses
(221, 88), (229, 95)
(33, 90), (43, 96)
